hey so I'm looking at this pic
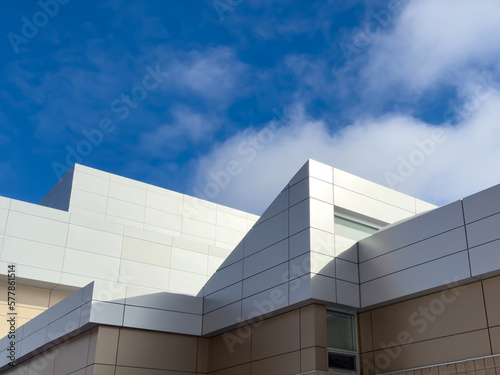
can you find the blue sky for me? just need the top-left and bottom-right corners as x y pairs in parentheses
(1, 0), (500, 214)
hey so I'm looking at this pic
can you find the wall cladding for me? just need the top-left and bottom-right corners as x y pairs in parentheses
(360, 276), (500, 374)
(208, 304), (328, 375)
(1, 304), (328, 375)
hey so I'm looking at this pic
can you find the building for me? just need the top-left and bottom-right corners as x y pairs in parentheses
(0, 159), (499, 375)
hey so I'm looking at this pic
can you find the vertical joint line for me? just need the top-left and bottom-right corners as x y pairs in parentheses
(480, 280), (493, 355)
(460, 200), (473, 278)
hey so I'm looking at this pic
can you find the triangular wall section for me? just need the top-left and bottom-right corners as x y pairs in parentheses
(201, 159), (342, 335)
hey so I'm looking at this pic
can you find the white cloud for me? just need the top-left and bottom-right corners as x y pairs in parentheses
(167, 47), (248, 105)
(362, 0), (500, 92)
(188, 0), (500, 215)
(191, 92), (500, 215)
(140, 106), (219, 157)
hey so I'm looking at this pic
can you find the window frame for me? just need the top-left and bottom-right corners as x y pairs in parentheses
(326, 308), (359, 373)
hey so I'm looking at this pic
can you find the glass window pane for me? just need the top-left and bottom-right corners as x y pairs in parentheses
(334, 215), (378, 241)
(328, 352), (357, 371)
(327, 310), (356, 351)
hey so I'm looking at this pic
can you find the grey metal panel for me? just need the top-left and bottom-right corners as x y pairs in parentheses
(79, 301), (92, 326)
(242, 263), (289, 298)
(18, 326), (48, 358)
(204, 260), (243, 296)
(245, 211), (289, 256)
(466, 213), (500, 248)
(216, 241), (244, 271)
(358, 200), (464, 262)
(47, 287), (84, 325)
(289, 229), (310, 259)
(359, 227), (468, 283)
(204, 282), (242, 313)
(289, 161), (309, 186)
(131, 310), (174, 334)
(82, 282), (94, 304)
(310, 227), (335, 257)
(15, 325), (25, 343)
(38, 167), (74, 211)
(125, 287), (202, 314)
(46, 307), (83, 342)
(290, 178), (309, 207)
(336, 258), (359, 284)
(335, 236), (358, 263)
(123, 305), (202, 336)
(202, 301), (242, 335)
(289, 274), (311, 305)
(254, 188), (289, 225)
(241, 283), (288, 319)
(311, 252), (335, 278)
(289, 253), (311, 280)
(243, 239), (288, 278)
(21, 309), (50, 338)
(310, 274), (336, 304)
(462, 183), (500, 224)
(89, 301), (125, 326)
(289, 199), (310, 236)
(0, 337), (6, 352)
(0, 337), (8, 352)
(360, 251), (471, 307)
(469, 239), (500, 277)
(336, 280), (360, 308)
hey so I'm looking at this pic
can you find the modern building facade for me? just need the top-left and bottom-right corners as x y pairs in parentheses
(0, 159), (499, 375)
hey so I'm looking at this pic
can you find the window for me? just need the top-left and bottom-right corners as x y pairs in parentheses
(327, 310), (356, 351)
(334, 215), (378, 241)
(327, 310), (357, 372)
(328, 352), (357, 371)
